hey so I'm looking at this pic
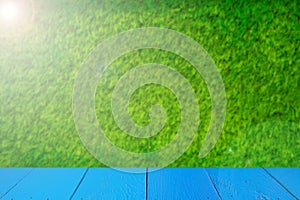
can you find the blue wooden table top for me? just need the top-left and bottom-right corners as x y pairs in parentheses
(0, 168), (299, 199)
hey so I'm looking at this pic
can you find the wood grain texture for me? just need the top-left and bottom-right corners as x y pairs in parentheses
(0, 168), (32, 198)
(1, 168), (86, 200)
(206, 168), (297, 200)
(0, 168), (298, 199)
(266, 168), (300, 198)
(71, 168), (146, 200)
(148, 168), (220, 200)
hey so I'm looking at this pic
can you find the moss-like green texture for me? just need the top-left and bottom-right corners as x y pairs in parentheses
(0, 0), (299, 167)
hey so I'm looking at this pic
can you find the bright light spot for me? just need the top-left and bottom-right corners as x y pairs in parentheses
(0, 1), (19, 22)
(0, 0), (34, 37)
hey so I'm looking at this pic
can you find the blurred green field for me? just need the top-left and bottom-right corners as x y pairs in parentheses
(0, 0), (299, 167)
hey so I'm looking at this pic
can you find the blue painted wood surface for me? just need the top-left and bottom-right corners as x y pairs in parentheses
(1, 168), (86, 200)
(0, 168), (298, 199)
(266, 168), (300, 198)
(206, 168), (298, 199)
(148, 168), (220, 200)
(71, 168), (146, 200)
(0, 168), (32, 199)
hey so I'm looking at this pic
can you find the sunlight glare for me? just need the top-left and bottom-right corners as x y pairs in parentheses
(0, 1), (19, 22)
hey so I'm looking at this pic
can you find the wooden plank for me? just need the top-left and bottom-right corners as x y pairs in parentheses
(0, 168), (32, 198)
(266, 168), (300, 198)
(148, 168), (220, 200)
(1, 168), (86, 199)
(71, 168), (146, 200)
(206, 168), (297, 199)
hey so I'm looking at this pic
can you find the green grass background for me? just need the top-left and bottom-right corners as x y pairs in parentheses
(0, 0), (299, 167)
